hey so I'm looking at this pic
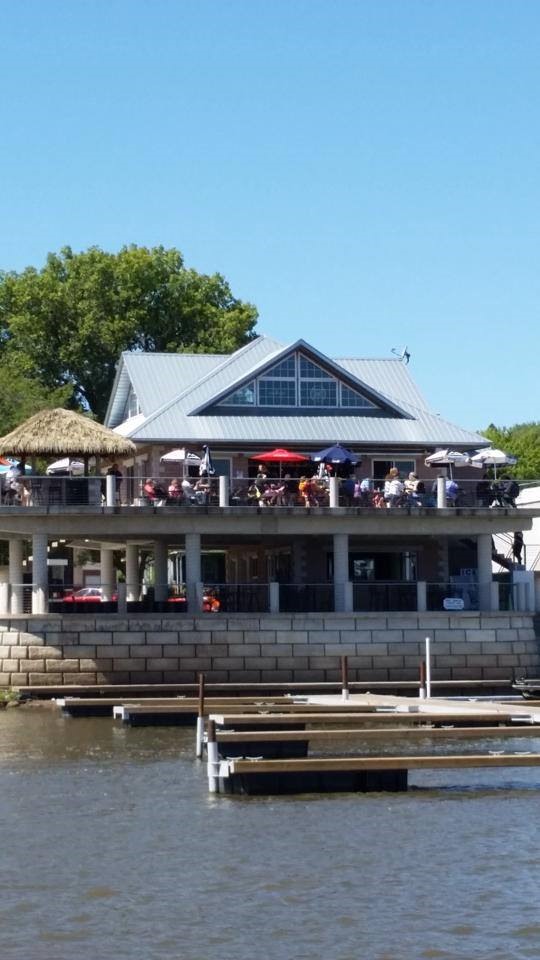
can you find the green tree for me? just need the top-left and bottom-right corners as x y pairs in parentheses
(481, 422), (540, 481)
(0, 245), (258, 419)
(0, 360), (72, 435)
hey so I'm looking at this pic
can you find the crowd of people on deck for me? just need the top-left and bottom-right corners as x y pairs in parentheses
(2, 455), (521, 512)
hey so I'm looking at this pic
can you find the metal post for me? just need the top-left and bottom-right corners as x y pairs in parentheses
(207, 719), (219, 793)
(419, 660), (426, 699)
(341, 655), (349, 701)
(425, 636), (432, 699)
(196, 673), (205, 759)
(329, 476), (339, 508)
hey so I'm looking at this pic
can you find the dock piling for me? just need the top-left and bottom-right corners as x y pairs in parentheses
(195, 672), (205, 759)
(207, 719), (220, 793)
(425, 636), (432, 698)
(341, 655), (349, 702)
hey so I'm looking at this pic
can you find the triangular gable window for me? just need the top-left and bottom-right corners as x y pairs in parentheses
(217, 352), (377, 409)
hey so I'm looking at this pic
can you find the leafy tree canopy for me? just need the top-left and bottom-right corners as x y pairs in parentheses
(0, 359), (72, 435)
(0, 245), (258, 420)
(481, 422), (540, 481)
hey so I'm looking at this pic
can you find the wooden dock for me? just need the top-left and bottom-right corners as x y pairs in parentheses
(202, 692), (540, 795)
(213, 753), (540, 795)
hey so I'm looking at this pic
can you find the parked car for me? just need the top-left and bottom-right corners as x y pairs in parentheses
(63, 587), (118, 603)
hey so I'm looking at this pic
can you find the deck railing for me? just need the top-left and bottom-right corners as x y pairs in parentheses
(0, 474), (528, 510)
(1, 577), (533, 616)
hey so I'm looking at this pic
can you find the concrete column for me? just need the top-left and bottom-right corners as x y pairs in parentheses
(185, 532), (202, 613)
(329, 476), (339, 508)
(105, 474), (116, 507)
(125, 543), (139, 603)
(0, 582), (9, 615)
(269, 581), (280, 613)
(416, 580), (427, 612)
(490, 581), (500, 612)
(32, 533), (48, 615)
(153, 540), (168, 603)
(333, 532), (349, 612)
(477, 534), (493, 611)
(100, 547), (115, 601)
(219, 475), (229, 507)
(437, 476), (446, 509)
(9, 539), (25, 615)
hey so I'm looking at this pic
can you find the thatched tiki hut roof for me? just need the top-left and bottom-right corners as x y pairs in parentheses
(0, 408), (136, 458)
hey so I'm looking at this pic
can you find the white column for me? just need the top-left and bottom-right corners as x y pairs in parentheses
(32, 533), (48, 615)
(477, 534), (493, 611)
(0, 581), (8, 615)
(329, 476), (339, 508)
(105, 474), (116, 507)
(153, 541), (168, 603)
(100, 547), (115, 601)
(126, 544), (139, 603)
(185, 533), (202, 613)
(219, 475), (229, 507)
(437, 476), (446, 509)
(269, 581), (280, 613)
(333, 532), (349, 613)
(9, 539), (25, 615)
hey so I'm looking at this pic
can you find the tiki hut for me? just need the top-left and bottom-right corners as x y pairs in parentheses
(0, 408), (136, 461)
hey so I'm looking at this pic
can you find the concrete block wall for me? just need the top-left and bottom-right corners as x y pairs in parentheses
(0, 612), (538, 686)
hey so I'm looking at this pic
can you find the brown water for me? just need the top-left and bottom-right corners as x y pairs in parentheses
(1, 708), (540, 960)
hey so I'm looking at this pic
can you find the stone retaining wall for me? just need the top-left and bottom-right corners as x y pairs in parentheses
(0, 612), (538, 686)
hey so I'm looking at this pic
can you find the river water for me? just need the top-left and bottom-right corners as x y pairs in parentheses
(1, 707), (540, 960)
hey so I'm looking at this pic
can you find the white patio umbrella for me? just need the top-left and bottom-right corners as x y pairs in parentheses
(160, 448), (201, 465)
(46, 457), (85, 475)
(424, 449), (471, 478)
(470, 448), (517, 479)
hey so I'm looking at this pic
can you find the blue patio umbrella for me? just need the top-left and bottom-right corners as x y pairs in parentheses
(311, 443), (360, 465)
(0, 458), (32, 475)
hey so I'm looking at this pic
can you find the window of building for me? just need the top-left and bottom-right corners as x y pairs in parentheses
(218, 351), (380, 411)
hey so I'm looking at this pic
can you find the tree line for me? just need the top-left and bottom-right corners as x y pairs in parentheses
(0, 245), (538, 479)
(0, 244), (258, 424)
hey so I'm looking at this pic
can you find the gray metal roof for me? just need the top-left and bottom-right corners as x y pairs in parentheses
(106, 335), (486, 449)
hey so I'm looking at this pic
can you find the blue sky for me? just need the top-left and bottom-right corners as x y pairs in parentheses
(1, 0), (539, 432)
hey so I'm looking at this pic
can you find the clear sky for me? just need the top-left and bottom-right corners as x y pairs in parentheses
(1, 0), (539, 433)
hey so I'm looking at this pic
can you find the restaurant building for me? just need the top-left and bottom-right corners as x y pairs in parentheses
(0, 335), (538, 685)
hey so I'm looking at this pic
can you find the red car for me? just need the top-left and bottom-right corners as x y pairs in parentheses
(63, 587), (118, 603)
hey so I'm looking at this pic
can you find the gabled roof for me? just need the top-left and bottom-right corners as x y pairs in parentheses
(105, 335), (489, 450)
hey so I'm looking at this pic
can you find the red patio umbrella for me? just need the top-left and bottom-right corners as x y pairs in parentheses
(249, 448), (309, 476)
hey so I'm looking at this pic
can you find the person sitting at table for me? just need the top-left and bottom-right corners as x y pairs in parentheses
(194, 475), (210, 505)
(167, 478), (183, 504)
(298, 475), (318, 507)
(445, 477), (460, 506)
(181, 477), (196, 503)
(247, 481), (261, 504)
(384, 468), (404, 508)
(143, 478), (166, 506)
(260, 482), (279, 506)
